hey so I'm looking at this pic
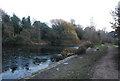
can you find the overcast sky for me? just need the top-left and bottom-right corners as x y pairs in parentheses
(0, 0), (119, 32)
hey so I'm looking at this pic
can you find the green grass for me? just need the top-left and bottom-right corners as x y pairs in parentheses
(94, 44), (108, 48)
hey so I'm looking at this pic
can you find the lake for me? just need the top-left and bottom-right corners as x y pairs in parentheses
(2, 45), (79, 79)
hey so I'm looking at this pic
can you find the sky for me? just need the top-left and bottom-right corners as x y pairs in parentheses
(0, 0), (120, 32)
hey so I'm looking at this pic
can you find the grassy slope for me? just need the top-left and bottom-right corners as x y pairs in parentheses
(45, 44), (108, 79)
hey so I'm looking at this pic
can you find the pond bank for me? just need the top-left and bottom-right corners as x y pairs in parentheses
(19, 55), (77, 79)
(18, 45), (108, 79)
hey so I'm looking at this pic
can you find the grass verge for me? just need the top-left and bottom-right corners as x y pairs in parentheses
(47, 44), (108, 79)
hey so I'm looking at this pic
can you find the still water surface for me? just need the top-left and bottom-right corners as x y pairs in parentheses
(2, 45), (79, 79)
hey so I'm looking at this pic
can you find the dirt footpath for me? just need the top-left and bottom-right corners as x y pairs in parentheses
(92, 46), (118, 79)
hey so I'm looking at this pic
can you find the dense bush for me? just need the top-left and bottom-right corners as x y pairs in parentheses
(80, 41), (94, 48)
(61, 48), (78, 57)
(75, 46), (86, 55)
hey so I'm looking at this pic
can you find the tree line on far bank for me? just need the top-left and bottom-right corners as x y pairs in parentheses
(1, 9), (117, 46)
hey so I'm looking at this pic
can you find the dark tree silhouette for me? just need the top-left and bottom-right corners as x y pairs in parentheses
(111, 1), (120, 48)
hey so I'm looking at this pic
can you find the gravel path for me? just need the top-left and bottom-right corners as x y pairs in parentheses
(92, 46), (118, 79)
